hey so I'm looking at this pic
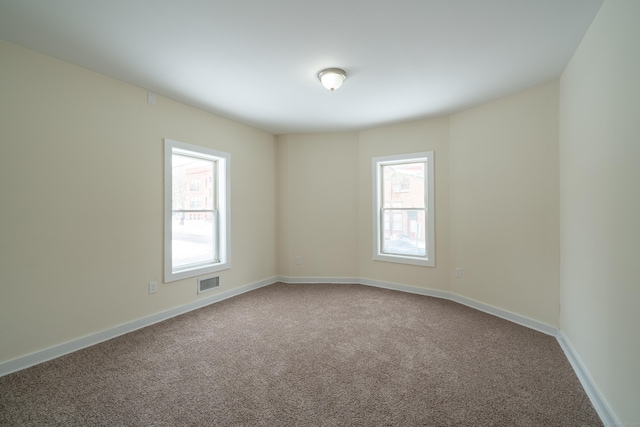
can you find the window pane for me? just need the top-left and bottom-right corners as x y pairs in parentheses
(171, 152), (217, 271)
(382, 209), (426, 256)
(382, 162), (425, 209)
(172, 154), (214, 210)
(172, 211), (216, 269)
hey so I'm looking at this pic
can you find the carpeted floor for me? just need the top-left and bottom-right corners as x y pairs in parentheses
(0, 283), (602, 426)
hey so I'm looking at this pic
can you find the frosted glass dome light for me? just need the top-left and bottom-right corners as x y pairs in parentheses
(318, 68), (347, 91)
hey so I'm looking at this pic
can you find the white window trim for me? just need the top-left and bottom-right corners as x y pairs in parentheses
(164, 139), (231, 283)
(372, 151), (435, 267)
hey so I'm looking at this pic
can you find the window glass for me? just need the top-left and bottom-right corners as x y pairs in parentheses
(172, 154), (215, 270)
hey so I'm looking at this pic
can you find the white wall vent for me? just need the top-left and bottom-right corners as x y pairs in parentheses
(197, 276), (220, 294)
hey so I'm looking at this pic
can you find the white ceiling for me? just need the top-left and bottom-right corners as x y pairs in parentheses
(0, 0), (603, 135)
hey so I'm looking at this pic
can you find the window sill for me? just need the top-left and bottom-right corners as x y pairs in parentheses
(372, 254), (434, 267)
(164, 262), (231, 283)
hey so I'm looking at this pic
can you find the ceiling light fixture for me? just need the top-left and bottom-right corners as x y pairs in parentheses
(318, 68), (347, 91)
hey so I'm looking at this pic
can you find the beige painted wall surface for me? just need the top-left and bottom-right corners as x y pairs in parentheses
(357, 118), (450, 291)
(276, 133), (359, 279)
(0, 41), (276, 363)
(559, 0), (640, 423)
(450, 81), (560, 327)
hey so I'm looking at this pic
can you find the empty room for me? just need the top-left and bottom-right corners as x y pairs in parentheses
(0, 0), (638, 425)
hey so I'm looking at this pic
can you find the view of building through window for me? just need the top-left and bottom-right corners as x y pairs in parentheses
(171, 153), (217, 271)
(381, 161), (426, 256)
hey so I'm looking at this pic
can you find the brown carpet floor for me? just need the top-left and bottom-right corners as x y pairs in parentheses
(0, 283), (602, 426)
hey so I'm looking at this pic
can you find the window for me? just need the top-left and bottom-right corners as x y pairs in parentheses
(164, 139), (230, 282)
(372, 151), (434, 267)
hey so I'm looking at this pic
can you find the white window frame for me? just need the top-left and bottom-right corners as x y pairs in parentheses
(164, 139), (231, 282)
(372, 151), (435, 267)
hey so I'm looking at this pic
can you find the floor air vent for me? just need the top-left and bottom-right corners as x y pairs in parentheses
(198, 276), (220, 294)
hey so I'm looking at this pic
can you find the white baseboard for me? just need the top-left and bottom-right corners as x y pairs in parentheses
(276, 276), (361, 284)
(556, 331), (620, 426)
(0, 276), (277, 377)
(359, 277), (452, 300)
(279, 276), (557, 336)
(278, 276), (451, 299)
(358, 277), (558, 336)
(449, 294), (558, 336)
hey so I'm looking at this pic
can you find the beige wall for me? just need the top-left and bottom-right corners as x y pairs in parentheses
(276, 118), (451, 291)
(357, 118), (451, 290)
(0, 36), (567, 376)
(559, 0), (640, 423)
(276, 133), (359, 279)
(0, 41), (276, 363)
(277, 95), (561, 330)
(450, 81), (561, 327)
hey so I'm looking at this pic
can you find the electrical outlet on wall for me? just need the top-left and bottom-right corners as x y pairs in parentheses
(455, 267), (463, 278)
(295, 256), (302, 265)
(149, 281), (158, 294)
